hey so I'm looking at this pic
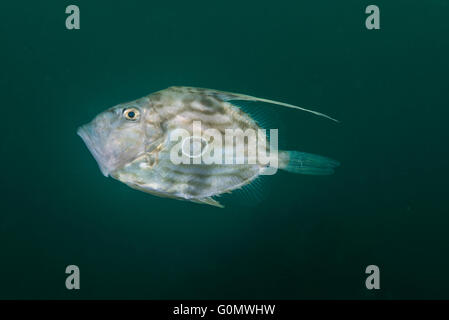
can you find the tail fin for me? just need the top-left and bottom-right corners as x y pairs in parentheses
(279, 151), (340, 175)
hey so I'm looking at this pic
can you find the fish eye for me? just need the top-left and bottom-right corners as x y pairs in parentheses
(123, 107), (140, 121)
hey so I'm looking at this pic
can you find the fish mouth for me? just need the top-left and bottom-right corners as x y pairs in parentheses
(77, 125), (111, 177)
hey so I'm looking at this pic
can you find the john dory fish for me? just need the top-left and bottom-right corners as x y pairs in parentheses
(77, 86), (339, 207)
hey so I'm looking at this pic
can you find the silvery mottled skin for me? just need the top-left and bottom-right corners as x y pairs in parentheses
(77, 86), (339, 207)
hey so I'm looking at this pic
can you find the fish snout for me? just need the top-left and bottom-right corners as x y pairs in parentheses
(77, 123), (111, 177)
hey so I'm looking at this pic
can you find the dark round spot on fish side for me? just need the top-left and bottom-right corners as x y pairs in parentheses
(200, 97), (214, 108)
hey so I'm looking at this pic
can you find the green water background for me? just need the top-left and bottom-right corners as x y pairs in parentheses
(1, 0), (449, 299)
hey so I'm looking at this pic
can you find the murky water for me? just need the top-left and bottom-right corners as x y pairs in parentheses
(1, 0), (448, 299)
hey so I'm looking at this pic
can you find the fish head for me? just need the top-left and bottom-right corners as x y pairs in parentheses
(77, 98), (150, 177)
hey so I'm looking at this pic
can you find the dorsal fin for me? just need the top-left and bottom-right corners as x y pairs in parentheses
(171, 86), (339, 123)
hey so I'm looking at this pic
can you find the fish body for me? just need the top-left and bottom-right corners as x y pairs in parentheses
(78, 86), (339, 207)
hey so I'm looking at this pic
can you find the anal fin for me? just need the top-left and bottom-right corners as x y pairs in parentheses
(190, 197), (224, 208)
